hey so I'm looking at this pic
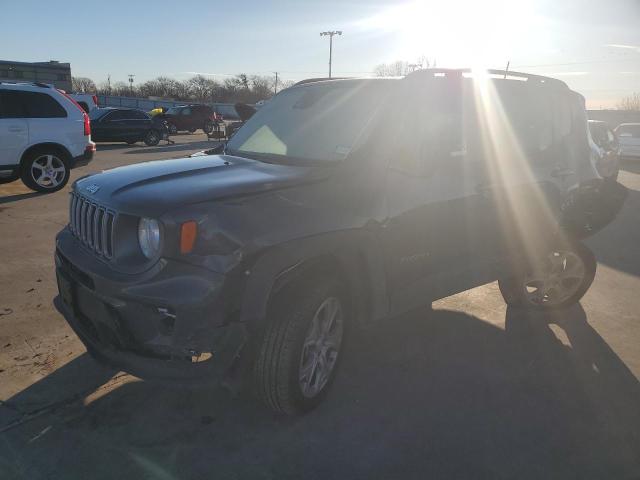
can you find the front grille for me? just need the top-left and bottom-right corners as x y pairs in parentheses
(69, 193), (116, 259)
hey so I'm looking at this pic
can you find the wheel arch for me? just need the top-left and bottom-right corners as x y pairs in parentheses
(238, 230), (389, 333)
(19, 143), (72, 172)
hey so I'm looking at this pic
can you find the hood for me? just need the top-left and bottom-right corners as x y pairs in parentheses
(74, 154), (330, 215)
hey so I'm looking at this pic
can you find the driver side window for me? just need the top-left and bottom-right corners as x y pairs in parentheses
(388, 81), (464, 176)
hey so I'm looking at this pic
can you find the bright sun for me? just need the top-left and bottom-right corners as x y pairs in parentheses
(357, 0), (536, 68)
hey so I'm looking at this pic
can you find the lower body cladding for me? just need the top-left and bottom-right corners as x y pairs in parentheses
(54, 232), (246, 382)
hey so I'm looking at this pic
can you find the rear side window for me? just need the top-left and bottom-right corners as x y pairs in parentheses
(0, 91), (67, 118)
(127, 110), (149, 120)
(104, 110), (127, 121)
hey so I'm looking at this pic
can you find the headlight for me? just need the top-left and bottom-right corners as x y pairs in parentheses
(138, 217), (161, 259)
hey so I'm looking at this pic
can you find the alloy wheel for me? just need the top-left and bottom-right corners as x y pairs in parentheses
(30, 155), (66, 189)
(298, 296), (344, 398)
(521, 250), (587, 307)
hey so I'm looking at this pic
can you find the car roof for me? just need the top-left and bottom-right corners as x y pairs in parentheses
(0, 81), (56, 91)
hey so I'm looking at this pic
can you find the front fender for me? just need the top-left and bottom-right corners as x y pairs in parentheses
(238, 229), (389, 330)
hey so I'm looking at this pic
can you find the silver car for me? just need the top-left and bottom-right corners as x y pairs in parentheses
(614, 123), (640, 159)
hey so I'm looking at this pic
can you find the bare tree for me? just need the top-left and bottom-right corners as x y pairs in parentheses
(373, 57), (436, 77)
(72, 76), (97, 93)
(618, 92), (640, 111)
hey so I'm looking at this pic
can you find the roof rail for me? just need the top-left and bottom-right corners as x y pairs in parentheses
(0, 80), (53, 88)
(292, 77), (349, 87)
(405, 68), (568, 88)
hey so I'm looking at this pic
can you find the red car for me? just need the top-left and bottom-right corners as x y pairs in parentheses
(158, 104), (216, 134)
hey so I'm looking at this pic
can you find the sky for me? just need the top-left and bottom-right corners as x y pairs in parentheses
(2, 0), (640, 108)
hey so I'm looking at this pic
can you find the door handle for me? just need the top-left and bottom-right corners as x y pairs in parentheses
(551, 168), (574, 178)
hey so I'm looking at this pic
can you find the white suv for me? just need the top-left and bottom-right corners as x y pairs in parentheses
(0, 82), (96, 193)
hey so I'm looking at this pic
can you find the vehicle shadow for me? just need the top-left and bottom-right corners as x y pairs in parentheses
(2, 305), (638, 479)
(0, 192), (44, 205)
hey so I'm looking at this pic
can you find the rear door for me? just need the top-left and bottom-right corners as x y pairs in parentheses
(0, 89), (29, 168)
(120, 109), (150, 140)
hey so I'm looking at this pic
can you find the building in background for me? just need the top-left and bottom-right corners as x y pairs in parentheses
(0, 60), (72, 91)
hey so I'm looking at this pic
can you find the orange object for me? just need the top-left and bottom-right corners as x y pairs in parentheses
(180, 221), (197, 254)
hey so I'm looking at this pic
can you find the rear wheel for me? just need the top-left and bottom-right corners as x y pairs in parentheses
(203, 120), (214, 134)
(499, 240), (596, 309)
(254, 279), (346, 414)
(168, 123), (177, 135)
(20, 149), (70, 193)
(143, 129), (160, 146)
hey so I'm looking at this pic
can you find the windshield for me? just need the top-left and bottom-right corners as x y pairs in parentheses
(226, 80), (390, 163)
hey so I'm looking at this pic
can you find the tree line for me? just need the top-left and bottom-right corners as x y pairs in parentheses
(72, 74), (294, 104)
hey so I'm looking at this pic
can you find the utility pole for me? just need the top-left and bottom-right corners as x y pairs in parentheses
(128, 74), (135, 96)
(320, 30), (342, 78)
(273, 71), (278, 95)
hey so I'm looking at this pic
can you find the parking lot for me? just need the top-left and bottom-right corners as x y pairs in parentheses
(1, 136), (640, 479)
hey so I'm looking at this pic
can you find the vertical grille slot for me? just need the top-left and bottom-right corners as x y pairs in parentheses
(68, 193), (116, 259)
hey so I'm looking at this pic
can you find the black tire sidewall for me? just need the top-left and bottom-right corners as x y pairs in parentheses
(203, 121), (214, 134)
(168, 123), (177, 134)
(256, 279), (347, 414)
(144, 130), (160, 146)
(20, 149), (70, 193)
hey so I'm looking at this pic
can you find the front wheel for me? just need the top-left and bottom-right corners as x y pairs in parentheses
(498, 241), (596, 309)
(20, 149), (70, 193)
(254, 279), (346, 414)
(143, 129), (160, 146)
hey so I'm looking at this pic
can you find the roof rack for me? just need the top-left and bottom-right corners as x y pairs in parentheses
(405, 68), (568, 88)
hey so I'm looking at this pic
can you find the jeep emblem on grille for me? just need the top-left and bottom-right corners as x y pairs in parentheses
(86, 184), (100, 194)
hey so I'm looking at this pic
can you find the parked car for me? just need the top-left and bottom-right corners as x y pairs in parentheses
(90, 107), (168, 146)
(614, 123), (640, 160)
(54, 70), (614, 415)
(588, 120), (619, 181)
(69, 93), (99, 113)
(157, 104), (216, 134)
(0, 82), (95, 192)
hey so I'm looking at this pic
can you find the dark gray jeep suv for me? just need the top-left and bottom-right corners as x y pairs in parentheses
(54, 69), (618, 414)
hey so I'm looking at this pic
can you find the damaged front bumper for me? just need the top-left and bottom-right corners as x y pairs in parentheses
(53, 229), (247, 382)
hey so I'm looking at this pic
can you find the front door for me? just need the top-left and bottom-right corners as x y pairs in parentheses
(379, 78), (498, 315)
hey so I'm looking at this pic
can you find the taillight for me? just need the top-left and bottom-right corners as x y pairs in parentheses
(58, 90), (91, 136)
(83, 113), (91, 136)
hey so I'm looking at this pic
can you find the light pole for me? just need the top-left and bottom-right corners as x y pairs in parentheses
(320, 30), (342, 78)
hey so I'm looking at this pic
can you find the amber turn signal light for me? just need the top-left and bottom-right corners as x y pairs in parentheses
(180, 221), (197, 254)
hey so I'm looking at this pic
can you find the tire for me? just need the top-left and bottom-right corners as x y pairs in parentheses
(254, 278), (347, 415)
(203, 121), (214, 134)
(498, 240), (596, 310)
(168, 123), (177, 135)
(20, 148), (70, 193)
(143, 129), (160, 146)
